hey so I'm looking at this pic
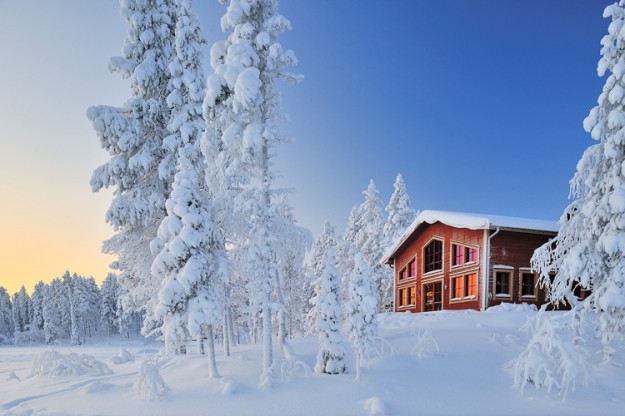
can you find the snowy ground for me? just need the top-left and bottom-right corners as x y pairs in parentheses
(1, 307), (624, 416)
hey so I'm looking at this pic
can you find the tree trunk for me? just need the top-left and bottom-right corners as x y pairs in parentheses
(223, 312), (230, 357)
(206, 324), (220, 378)
(197, 325), (205, 355)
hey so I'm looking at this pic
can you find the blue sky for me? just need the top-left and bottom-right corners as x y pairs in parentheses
(0, 0), (613, 292)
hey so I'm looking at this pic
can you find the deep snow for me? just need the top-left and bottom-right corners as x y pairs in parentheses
(1, 308), (624, 416)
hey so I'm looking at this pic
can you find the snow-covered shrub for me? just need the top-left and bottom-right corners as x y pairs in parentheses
(363, 396), (386, 416)
(31, 351), (112, 377)
(512, 310), (592, 400)
(134, 359), (169, 401)
(110, 348), (134, 365)
(411, 328), (440, 359)
(14, 329), (45, 345)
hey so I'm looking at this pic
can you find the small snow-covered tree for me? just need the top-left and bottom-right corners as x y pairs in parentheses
(345, 251), (378, 381)
(0, 287), (13, 341)
(88, 0), (178, 330)
(100, 273), (120, 336)
(311, 246), (347, 375)
(531, 1), (625, 362)
(383, 173), (417, 247)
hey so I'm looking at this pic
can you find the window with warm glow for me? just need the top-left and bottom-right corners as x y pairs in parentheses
(451, 273), (477, 299)
(408, 259), (416, 277)
(451, 243), (478, 267)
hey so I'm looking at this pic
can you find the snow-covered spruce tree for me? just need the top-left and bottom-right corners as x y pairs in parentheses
(345, 251), (378, 381)
(383, 173), (417, 247)
(0, 287), (13, 342)
(100, 273), (121, 336)
(307, 221), (338, 332)
(88, 0), (178, 331)
(311, 245), (348, 374)
(204, 0), (301, 383)
(12, 286), (32, 337)
(151, 0), (227, 378)
(30, 282), (46, 334)
(43, 278), (66, 343)
(354, 180), (389, 312)
(530, 1), (625, 363)
(336, 205), (363, 302)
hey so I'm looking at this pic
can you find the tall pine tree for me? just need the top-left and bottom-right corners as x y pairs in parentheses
(531, 1), (625, 361)
(88, 0), (178, 330)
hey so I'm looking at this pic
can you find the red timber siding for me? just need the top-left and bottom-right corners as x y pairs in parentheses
(488, 230), (555, 308)
(394, 222), (484, 313)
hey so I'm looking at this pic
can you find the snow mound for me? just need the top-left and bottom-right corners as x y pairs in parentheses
(363, 396), (386, 416)
(82, 381), (115, 394)
(31, 351), (112, 377)
(485, 303), (537, 313)
(110, 348), (134, 364)
(6, 371), (21, 382)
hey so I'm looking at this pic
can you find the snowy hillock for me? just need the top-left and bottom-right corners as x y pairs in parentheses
(1, 310), (623, 415)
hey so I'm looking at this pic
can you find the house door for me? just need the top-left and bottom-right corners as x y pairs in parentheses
(423, 281), (442, 311)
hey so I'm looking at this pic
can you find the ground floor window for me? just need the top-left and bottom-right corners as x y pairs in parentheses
(452, 273), (477, 300)
(398, 286), (416, 307)
(495, 270), (512, 298)
(423, 281), (442, 311)
(521, 272), (536, 298)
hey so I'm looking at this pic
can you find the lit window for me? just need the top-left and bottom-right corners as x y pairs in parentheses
(398, 287), (415, 307)
(521, 272), (536, 298)
(399, 268), (407, 281)
(424, 239), (443, 273)
(408, 259), (416, 277)
(452, 243), (477, 266)
(495, 271), (512, 297)
(451, 273), (477, 299)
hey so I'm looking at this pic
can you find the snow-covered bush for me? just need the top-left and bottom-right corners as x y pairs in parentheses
(31, 351), (112, 377)
(135, 359), (169, 401)
(512, 310), (592, 400)
(411, 328), (440, 359)
(363, 396), (386, 416)
(110, 348), (134, 365)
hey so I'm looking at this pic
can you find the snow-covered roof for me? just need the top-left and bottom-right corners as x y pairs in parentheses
(382, 210), (559, 264)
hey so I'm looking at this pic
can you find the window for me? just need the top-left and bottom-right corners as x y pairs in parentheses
(495, 270), (512, 298)
(408, 259), (416, 278)
(451, 273), (477, 300)
(452, 243), (478, 267)
(398, 286), (416, 308)
(521, 272), (536, 298)
(424, 239), (443, 273)
(399, 268), (407, 281)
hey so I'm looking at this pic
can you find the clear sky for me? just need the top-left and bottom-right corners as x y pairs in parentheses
(0, 0), (612, 295)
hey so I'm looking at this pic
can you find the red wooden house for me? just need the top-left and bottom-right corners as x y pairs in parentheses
(382, 210), (559, 312)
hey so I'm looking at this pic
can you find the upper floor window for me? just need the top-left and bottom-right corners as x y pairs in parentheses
(451, 243), (478, 267)
(399, 268), (407, 281)
(408, 259), (416, 278)
(424, 239), (443, 274)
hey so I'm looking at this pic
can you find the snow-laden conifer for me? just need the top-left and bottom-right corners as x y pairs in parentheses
(100, 274), (121, 336)
(88, 0), (178, 327)
(151, 1), (227, 379)
(30, 282), (46, 335)
(311, 245), (347, 374)
(0, 287), (13, 342)
(345, 251), (378, 380)
(531, 1), (625, 362)
(351, 180), (389, 311)
(12, 286), (32, 337)
(204, 0), (301, 383)
(383, 173), (417, 247)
